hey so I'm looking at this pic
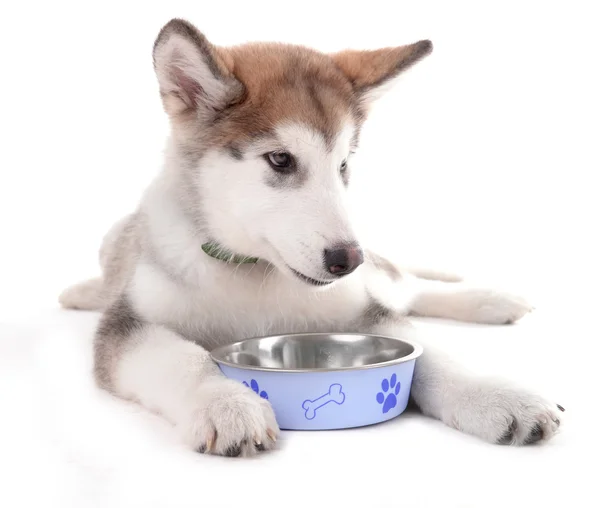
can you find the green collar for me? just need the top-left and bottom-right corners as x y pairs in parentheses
(201, 242), (259, 264)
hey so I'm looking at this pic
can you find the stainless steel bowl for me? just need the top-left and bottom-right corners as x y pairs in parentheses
(211, 333), (422, 372)
(211, 333), (422, 430)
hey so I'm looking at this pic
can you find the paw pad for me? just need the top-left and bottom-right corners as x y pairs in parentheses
(376, 373), (401, 414)
(243, 379), (268, 400)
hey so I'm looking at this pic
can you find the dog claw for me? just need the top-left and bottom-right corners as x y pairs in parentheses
(253, 435), (265, 451)
(267, 428), (277, 442)
(205, 431), (216, 453)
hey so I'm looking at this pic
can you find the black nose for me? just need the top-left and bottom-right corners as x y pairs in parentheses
(323, 244), (364, 276)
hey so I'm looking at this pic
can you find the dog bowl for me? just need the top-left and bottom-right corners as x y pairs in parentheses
(211, 333), (423, 430)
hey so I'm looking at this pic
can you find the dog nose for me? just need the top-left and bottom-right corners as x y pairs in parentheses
(323, 244), (364, 276)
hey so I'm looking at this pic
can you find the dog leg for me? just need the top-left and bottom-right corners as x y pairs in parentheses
(411, 343), (562, 444)
(59, 277), (106, 310)
(94, 297), (279, 456)
(371, 322), (562, 444)
(365, 251), (531, 324)
(407, 277), (533, 324)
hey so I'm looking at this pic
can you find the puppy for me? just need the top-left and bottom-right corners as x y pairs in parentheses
(60, 18), (562, 456)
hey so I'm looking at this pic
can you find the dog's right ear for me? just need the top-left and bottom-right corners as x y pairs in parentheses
(153, 19), (244, 118)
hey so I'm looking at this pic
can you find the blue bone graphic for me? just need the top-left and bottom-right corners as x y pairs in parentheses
(302, 383), (346, 420)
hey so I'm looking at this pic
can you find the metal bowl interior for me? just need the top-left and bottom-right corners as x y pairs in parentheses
(211, 333), (422, 372)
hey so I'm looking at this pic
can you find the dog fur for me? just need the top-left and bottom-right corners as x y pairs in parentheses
(60, 19), (562, 456)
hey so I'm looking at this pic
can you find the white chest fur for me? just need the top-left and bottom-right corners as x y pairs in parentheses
(129, 257), (371, 348)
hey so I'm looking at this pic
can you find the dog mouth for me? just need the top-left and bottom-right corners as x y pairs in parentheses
(265, 241), (335, 287)
(289, 268), (335, 287)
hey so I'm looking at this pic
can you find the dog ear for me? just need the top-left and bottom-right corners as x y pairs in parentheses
(331, 40), (432, 109)
(153, 19), (244, 118)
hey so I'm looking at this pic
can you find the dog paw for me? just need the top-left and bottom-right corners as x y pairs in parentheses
(447, 382), (563, 445)
(463, 289), (533, 324)
(179, 378), (279, 456)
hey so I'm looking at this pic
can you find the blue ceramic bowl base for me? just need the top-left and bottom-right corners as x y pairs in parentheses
(219, 361), (416, 430)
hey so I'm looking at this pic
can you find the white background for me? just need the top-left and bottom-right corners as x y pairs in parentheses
(0, 1), (598, 507)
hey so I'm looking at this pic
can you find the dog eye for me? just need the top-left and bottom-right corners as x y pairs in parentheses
(264, 151), (295, 173)
(340, 160), (348, 173)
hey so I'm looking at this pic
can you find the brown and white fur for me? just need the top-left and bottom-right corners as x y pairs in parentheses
(60, 19), (562, 457)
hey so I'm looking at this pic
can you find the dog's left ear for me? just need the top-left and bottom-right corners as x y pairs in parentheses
(331, 40), (432, 109)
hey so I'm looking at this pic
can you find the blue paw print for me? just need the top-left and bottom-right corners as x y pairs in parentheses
(243, 379), (268, 400)
(376, 373), (401, 413)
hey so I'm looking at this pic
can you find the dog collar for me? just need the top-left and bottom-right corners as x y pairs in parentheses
(201, 242), (259, 264)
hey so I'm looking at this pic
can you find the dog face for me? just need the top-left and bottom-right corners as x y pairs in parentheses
(153, 19), (432, 286)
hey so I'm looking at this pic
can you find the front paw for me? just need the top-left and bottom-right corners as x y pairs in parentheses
(464, 290), (533, 324)
(447, 382), (563, 445)
(179, 378), (279, 457)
